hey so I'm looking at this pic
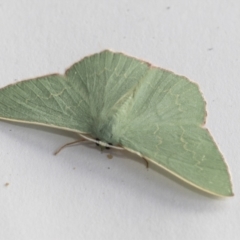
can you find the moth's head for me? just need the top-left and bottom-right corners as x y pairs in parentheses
(95, 138), (113, 150)
(92, 120), (120, 147)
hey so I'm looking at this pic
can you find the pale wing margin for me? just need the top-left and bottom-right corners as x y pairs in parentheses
(121, 125), (232, 197)
(0, 74), (91, 133)
(114, 67), (232, 196)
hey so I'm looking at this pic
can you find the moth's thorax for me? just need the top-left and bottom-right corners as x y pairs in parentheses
(91, 116), (120, 146)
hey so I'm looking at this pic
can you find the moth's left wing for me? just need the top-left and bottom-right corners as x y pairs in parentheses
(121, 124), (233, 197)
(115, 67), (232, 196)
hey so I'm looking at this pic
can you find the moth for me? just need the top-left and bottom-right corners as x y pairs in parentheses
(0, 50), (233, 196)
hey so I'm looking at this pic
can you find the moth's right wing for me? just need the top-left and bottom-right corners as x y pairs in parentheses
(0, 50), (149, 133)
(0, 74), (92, 133)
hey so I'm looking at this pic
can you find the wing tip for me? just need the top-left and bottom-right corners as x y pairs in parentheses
(123, 146), (234, 198)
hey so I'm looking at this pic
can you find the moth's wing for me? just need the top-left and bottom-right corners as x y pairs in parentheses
(0, 74), (93, 133)
(0, 51), (149, 133)
(117, 68), (233, 196)
(66, 50), (150, 124)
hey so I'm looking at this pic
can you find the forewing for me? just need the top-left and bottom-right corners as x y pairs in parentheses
(117, 67), (232, 196)
(122, 125), (232, 196)
(0, 51), (149, 133)
(66, 50), (149, 124)
(0, 74), (91, 132)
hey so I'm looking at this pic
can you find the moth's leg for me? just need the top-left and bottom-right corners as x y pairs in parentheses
(142, 157), (149, 169)
(54, 139), (87, 155)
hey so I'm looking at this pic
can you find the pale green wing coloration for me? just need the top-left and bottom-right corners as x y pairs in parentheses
(0, 50), (233, 197)
(0, 51), (149, 133)
(113, 68), (232, 196)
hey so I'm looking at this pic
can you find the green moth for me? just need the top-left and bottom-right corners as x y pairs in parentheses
(0, 50), (233, 197)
